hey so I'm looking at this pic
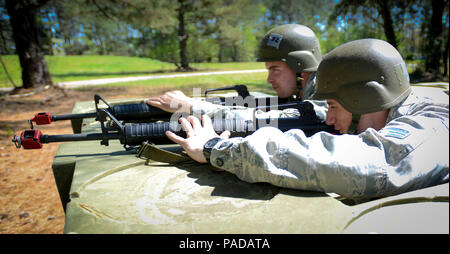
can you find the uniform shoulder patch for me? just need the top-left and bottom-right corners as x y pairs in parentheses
(379, 127), (410, 139)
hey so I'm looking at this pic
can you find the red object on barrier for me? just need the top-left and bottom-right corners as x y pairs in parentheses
(20, 130), (43, 149)
(31, 112), (52, 125)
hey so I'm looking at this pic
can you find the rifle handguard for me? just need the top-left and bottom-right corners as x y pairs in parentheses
(111, 103), (170, 120)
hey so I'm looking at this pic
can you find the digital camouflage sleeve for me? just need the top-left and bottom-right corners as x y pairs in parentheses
(208, 87), (449, 198)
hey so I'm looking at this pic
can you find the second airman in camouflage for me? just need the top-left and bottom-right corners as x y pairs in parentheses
(166, 39), (449, 198)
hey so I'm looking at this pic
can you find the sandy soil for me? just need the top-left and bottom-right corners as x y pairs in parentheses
(0, 85), (164, 234)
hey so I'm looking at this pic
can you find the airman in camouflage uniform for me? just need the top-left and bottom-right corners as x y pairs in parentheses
(146, 24), (328, 122)
(166, 39), (449, 198)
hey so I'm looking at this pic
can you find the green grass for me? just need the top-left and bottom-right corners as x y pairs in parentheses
(46, 55), (175, 81)
(0, 55), (265, 88)
(0, 55), (21, 87)
(75, 71), (272, 96)
(190, 62), (265, 70)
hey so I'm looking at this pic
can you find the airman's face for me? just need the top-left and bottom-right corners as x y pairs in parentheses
(265, 61), (297, 98)
(325, 99), (352, 134)
(325, 99), (389, 134)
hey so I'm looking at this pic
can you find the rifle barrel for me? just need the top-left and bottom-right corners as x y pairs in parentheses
(51, 112), (97, 121)
(41, 132), (122, 143)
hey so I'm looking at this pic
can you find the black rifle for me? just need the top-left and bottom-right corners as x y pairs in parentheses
(13, 101), (337, 150)
(29, 94), (169, 127)
(28, 86), (290, 129)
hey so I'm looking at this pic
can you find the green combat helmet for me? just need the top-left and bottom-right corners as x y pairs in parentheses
(313, 39), (411, 114)
(256, 24), (322, 73)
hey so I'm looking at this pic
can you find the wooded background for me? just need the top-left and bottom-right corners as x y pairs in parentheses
(0, 0), (449, 89)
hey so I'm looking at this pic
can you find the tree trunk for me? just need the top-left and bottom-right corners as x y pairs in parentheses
(376, 0), (398, 49)
(5, 0), (53, 89)
(218, 44), (224, 62)
(231, 45), (238, 62)
(425, 0), (445, 77)
(443, 34), (449, 77)
(177, 0), (190, 71)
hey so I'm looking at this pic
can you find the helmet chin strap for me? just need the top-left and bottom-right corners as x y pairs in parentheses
(348, 113), (361, 134)
(294, 74), (304, 101)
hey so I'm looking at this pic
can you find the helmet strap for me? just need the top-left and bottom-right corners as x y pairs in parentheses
(348, 113), (361, 134)
(295, 74), (304, 100)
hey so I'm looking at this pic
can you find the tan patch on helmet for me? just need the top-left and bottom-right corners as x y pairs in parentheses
(394, 62), (410, 85)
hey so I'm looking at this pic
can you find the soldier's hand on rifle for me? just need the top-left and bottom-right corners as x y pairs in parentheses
(166, 115), (230, 163)
(146, 90), (193, 113)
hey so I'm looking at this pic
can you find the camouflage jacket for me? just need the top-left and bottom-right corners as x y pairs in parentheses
(208, 87), (449, 198)
(191, 72), (328, 121)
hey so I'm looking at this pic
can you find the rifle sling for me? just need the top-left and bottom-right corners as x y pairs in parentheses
(137, 142), (192, 164)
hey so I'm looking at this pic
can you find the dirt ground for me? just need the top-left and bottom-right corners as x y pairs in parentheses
(0, 85), (163, 234)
